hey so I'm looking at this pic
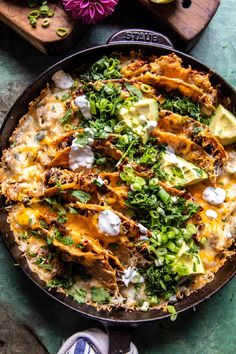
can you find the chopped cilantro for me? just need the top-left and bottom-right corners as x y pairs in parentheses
(75, 131), (92, 147)
(34, 256), (53, 271)
(69, 207), (79, 214)
(71, 190), (91, 203)
(54, 228), (74, 246)
(162, 96), (210, 125)
(47, 275), (74, 289)
(125, 82), (143, 100)
(69, 287), (87, 304)
(39, 219), (49, 229)
(91, 287), (111, 303)
(60, 108), (73, 124)
(61, 92), (71, 102)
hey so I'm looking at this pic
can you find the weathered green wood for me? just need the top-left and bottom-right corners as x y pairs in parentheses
(0, 0), (236, 353)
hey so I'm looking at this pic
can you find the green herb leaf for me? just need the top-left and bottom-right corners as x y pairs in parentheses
(47, 276), (74, 290)
(54, 228), (74, 246)
(61, 92), (71, 102)
(71, 190), (91, 203)
(69, 287), (87, 304)
(125, 83), (143, 100)
(60, 108), (73, 124)
(91, 287), (111, 303)
(69, 207), (79, 214)
(162, 96), (210, 125)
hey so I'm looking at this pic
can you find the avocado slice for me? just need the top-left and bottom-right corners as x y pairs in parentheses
(209, 105), (236, 145)
(172, 242), (205, 276)
(161, 151), (208, 186)
(119, 98), (158, 144)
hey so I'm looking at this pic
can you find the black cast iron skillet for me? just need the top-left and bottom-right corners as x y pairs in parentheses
(1, 29), (236, 354)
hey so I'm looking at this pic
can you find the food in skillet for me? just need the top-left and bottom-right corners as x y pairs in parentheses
(1, 52), (236, 314)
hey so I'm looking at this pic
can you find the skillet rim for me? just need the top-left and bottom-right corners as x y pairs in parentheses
(1, 42), (236, 324)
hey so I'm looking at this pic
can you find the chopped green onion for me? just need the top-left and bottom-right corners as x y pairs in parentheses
(28, 10), (40, 19)
(114, 121), (127, 133)
(116, 139), (136, 167)
(60, 109), (73, 124)
(56, 27), (70, 38)
(39, 3), (50, 16)
(149, 178), (159, 187)
(41, 18), (50, 27)
(158, 188), (171, 204)
(47, 9), (54, 17)
(29, 17), (37, 27)
(167, 305), (177, 321)
(140, 84), (153, 93)
(166, 241), (179, 253)
(200, 237), (207, 245)
(63, 124), (73, 131)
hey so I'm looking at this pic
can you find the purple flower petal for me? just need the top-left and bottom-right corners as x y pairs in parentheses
(62, 0), (118, 24)
(95, 3), (106, 15)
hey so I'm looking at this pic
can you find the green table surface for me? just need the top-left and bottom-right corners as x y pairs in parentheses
(1, 0), (236, 353)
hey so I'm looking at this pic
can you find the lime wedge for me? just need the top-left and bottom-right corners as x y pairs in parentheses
(209, 105), (236, 145)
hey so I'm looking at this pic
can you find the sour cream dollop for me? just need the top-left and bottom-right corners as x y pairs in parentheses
(202, 187), (226, 206)
(52, 70), (74, 90)
(138, 223), (149, 240)
(74, 95), (92, 119)
(122, 267), (145, 287)
(146, 120), (157, 132)
(98, 210), (121, 236)
(206, 209), (218, 219)
(165, 145), (178, 164)
(69, 138), (94, 171)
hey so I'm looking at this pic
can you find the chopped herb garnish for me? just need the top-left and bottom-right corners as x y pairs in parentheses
(162, 96), (210, 125)
(39, 219), (49, 229)
(69, 287), (87, 304)
(71, 190), (91, 204)
(125, 83), (143, 100)
(69, 207), (79, 214)
(167, 305), (177, 321)
(61, 92), (71, 102)
(80, 56), (122, 81)
(47, 275), (74, 290)
(60, 108), (73, 124)
(34, 256), (53, 271)
(54, 228), (74, 246)
(91, 287), (111, 303)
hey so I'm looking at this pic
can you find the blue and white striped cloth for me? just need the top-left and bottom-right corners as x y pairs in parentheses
(57, 328), (138, 354)
(67, 337), (100, 354)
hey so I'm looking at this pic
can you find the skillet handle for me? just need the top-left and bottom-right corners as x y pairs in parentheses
(105, 324), (136, 354)
(107, 29), (174, 48)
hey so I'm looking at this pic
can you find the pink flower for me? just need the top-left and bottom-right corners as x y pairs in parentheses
(62, 0), (119, 24)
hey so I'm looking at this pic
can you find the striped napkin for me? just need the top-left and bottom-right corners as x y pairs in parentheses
(57, 328), (138, 354)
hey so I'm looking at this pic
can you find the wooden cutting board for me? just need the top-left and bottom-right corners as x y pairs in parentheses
(137, 0), (221, 49)
(0, 0), (221, 54)
(0, 0), (87, 55)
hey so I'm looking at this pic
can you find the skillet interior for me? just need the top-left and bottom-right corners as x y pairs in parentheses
(1, 42), (236, 324)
